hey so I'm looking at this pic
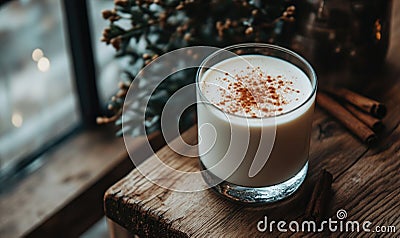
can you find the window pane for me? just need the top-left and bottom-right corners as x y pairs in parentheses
(0, 0), (79, 173)
(87, 0), (120, 104)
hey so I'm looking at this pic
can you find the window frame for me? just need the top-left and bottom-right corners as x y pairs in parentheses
(0, 0), (102, 187)
(63, 0), (101, 127)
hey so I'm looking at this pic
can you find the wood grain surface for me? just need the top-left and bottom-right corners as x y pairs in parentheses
(105, 3), (400, 237)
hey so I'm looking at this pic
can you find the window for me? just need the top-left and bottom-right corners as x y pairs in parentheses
(87, 0), (120, 104)
(0, 0), (116, 184)
(0, 0), (80, 180)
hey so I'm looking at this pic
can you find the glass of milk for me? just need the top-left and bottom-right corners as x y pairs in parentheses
(196, 43), (317, 204)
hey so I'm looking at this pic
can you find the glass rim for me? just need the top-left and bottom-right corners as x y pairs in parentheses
(195, 43), (317, 120)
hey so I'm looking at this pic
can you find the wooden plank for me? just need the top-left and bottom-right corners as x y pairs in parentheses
(0, 127), (124, 237)
(0, 126), (163, 238)
(278, 82), (400, 238)
(104, 77), (400, 237)
(331, 124), (400, 237)
(104, 2), (400, 236)
(103, 102), (398, 237)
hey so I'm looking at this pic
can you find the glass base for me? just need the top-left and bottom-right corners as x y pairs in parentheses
(201, 161), (308, 204)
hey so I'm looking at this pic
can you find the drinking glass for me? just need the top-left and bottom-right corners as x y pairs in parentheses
(196, 43), (317, 204)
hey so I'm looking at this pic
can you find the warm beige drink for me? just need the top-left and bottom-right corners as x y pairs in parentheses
(197, 54), (315, 187)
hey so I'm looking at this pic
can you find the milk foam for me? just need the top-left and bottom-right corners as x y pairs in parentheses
(200, 55), (312, 118)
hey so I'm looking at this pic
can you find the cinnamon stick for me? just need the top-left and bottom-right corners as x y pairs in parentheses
(344, 103), (384, 132)
(317, 92), (377, 145)
(325, 88), (386, 119)
(305, 169), (333, 222)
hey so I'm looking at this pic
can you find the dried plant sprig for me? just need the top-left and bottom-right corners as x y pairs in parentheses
(97, 0), (296, 136)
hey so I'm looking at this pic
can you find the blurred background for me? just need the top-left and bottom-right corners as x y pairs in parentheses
(0, 0), (122, 237)
(0, 0), (117, 175)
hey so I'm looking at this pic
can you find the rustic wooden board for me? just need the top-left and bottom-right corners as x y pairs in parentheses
(104, 51), (400, 238)
(104, 71), (400, 237)
(104, 3), (400, 237)
(0, 127), (128, 238)
(0, 126), (163, 238)
(104, 108), (399, 238)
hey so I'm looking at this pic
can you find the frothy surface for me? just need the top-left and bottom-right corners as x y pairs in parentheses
(200, 55), (312, 118)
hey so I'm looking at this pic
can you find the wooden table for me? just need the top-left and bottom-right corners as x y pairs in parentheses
(104, 6), (400, 237)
